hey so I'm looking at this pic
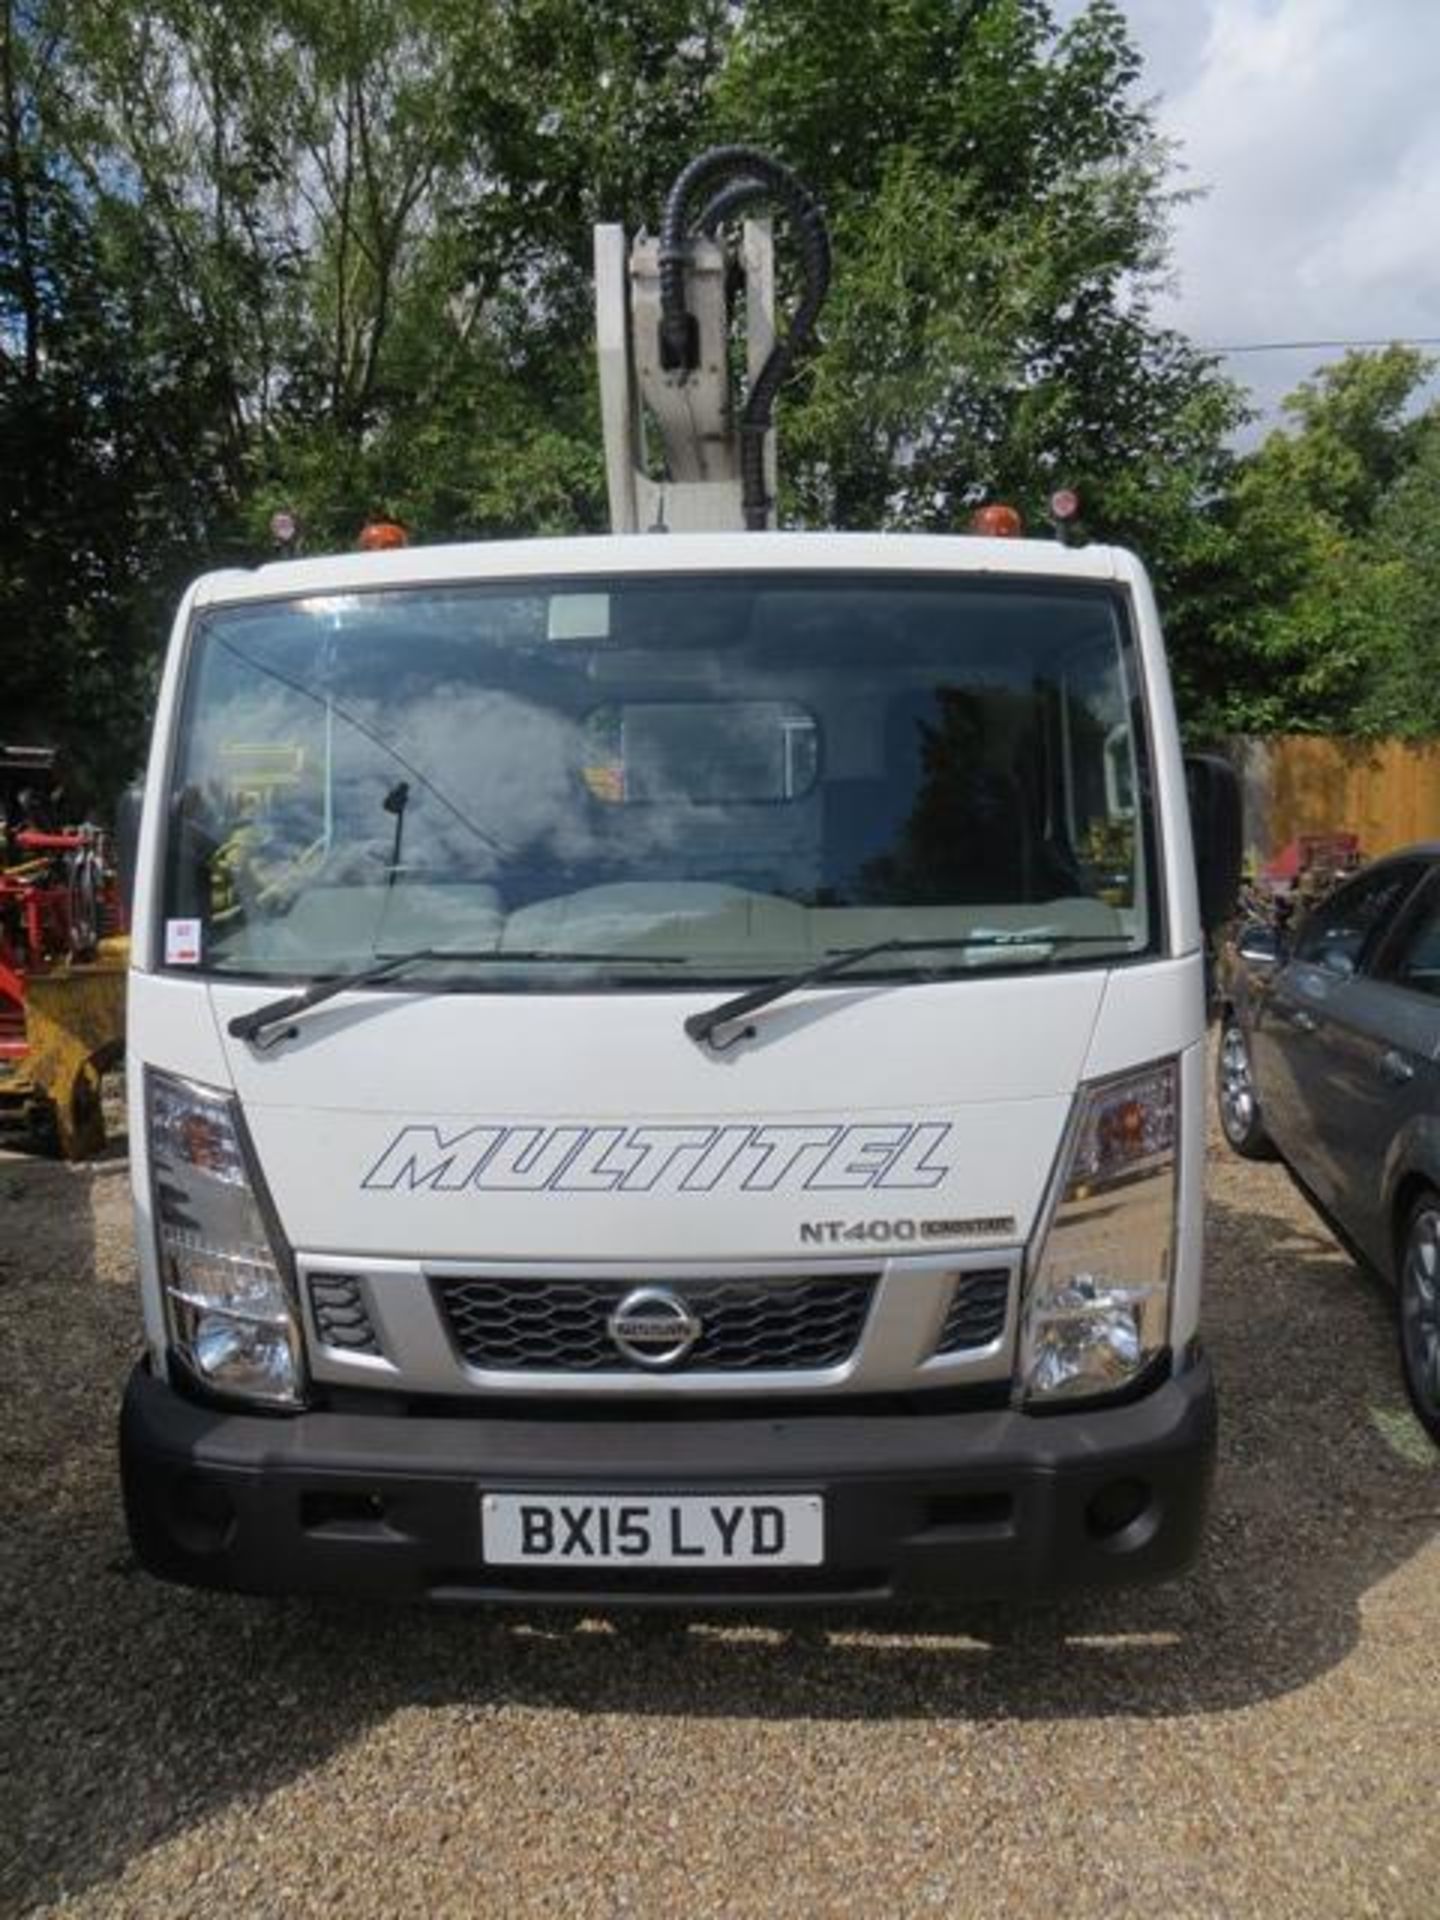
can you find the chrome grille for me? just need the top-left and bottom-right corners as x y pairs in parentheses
(933, 1269), (1010, 1353)
(309, 1274), (382, 1355)
(436, 1275), (877, 1373)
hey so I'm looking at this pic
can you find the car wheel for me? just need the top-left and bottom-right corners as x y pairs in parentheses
(1398, 1196), (1440, 1444)
(1217, 1017), (1276, 1160)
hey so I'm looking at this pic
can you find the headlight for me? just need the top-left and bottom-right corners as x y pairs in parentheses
(146, 1069), (304, 1408)
(1020, 1060), (1178, 1405)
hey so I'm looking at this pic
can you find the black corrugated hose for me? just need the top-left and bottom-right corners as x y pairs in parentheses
(657, 145), (831, 529)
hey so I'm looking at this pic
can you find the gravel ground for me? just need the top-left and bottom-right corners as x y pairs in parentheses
(2, 1098), (1439, 1920)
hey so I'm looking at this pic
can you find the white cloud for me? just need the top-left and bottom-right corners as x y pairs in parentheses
(1060, 0), (1440, 429)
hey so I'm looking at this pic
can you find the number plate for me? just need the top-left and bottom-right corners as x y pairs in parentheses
(481, 1493), (824, 1568)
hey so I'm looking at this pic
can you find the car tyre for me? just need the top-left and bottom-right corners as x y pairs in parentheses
(1217, 1016), (1276, 1160)
(1398, 1194), (1440, 1445)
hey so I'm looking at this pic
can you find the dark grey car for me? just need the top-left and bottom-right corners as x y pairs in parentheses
(1219, 848), (1440, 1442)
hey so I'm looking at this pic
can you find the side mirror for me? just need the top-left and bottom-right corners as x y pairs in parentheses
(1184, 753), (1243, 935)
(115, 780), (144, 930)
(1236, 921), (1282, 970)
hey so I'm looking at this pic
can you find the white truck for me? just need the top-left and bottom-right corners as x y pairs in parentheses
(119, 151), (1239, 1604)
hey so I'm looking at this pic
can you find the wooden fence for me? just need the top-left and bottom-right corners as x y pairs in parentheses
(1228, 736), (1440, 866)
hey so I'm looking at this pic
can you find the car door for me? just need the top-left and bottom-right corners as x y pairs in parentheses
(1252, 860), (1428, 1204)
(1319, 866), (1440, 1271)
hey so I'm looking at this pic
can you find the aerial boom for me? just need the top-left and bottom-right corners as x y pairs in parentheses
(594, 146), (828, 534)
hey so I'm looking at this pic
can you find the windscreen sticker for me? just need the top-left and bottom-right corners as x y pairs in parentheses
(165, 918), (202, 965)
(546, 592), (611, 642)
(361, 1120), (954, 1196)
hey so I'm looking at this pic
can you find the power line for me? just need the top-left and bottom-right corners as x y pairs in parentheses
(1204, 336), (1440, 355)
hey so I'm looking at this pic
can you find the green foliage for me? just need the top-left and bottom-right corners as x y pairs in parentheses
(1351, 413), (1440, 736)
(7, 0), (1435, 810)
(714, 0), (1246, 538)
(1, 0), (235, 803)
(1179, 347), (1439, 739)
(3, 0), (727, 798)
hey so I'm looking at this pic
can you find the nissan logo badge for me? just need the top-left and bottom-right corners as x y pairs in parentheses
(607, 1287), (702, 1368)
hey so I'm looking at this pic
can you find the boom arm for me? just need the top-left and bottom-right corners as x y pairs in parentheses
(594, 147), (829, 534)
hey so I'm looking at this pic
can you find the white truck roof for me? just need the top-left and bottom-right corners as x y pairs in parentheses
(191, 530), (1130, 608)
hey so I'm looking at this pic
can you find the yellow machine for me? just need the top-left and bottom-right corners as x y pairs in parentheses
(5, 942), (128, 1157)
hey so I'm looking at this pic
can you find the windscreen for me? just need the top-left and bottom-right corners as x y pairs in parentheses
(159, 572), (1157, 986)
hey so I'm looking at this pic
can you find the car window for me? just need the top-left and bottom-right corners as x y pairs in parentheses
(1292, 863), (1424, 978)
(1385, 877), (1440, 999)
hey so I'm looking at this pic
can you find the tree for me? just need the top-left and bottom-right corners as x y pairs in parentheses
(2, 0), (734, 792)
(1178, 347), (1437, 738)
(1, 0), (230, 801)
(1351, 408), (1440, 737)
(4, 0), (1261, 800)
(241, 0), (736, 546)
(710, 0), (1246, 551)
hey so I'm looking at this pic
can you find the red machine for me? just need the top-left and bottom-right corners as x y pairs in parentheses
(1262, 831), (1363, 887)
(0, 746), (126, 1153)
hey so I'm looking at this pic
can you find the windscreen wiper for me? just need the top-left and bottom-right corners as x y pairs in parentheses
(228, 947), (453, 1046)
(227, 947), (675, 1048)
(683, 933), (1126, 1052)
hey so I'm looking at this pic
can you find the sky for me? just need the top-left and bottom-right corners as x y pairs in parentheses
(1057, 0), (1440, 437)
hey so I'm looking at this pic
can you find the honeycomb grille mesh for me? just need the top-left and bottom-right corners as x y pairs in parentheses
(436, 1275), (877, 1373)
(309, 1274), (382, 1355)
(933, 1269), (1011, 1353)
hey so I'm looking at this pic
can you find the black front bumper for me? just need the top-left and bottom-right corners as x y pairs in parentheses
(120, 1357), (1216, 1606)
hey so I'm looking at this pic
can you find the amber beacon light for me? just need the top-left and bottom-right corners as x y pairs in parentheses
(357, 519), (409, 551)
(969, 502), (1023, 538)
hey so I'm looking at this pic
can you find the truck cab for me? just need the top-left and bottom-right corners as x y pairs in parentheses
(121, 529), (1219, 1603)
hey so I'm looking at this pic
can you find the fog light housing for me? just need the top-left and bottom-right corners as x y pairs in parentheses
(167, 1474), (237, 1555)
(147, 1069), (305, 1408)
(1021, 1060), (1178, 1406)
(1085, 1477), (1152, 1541)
